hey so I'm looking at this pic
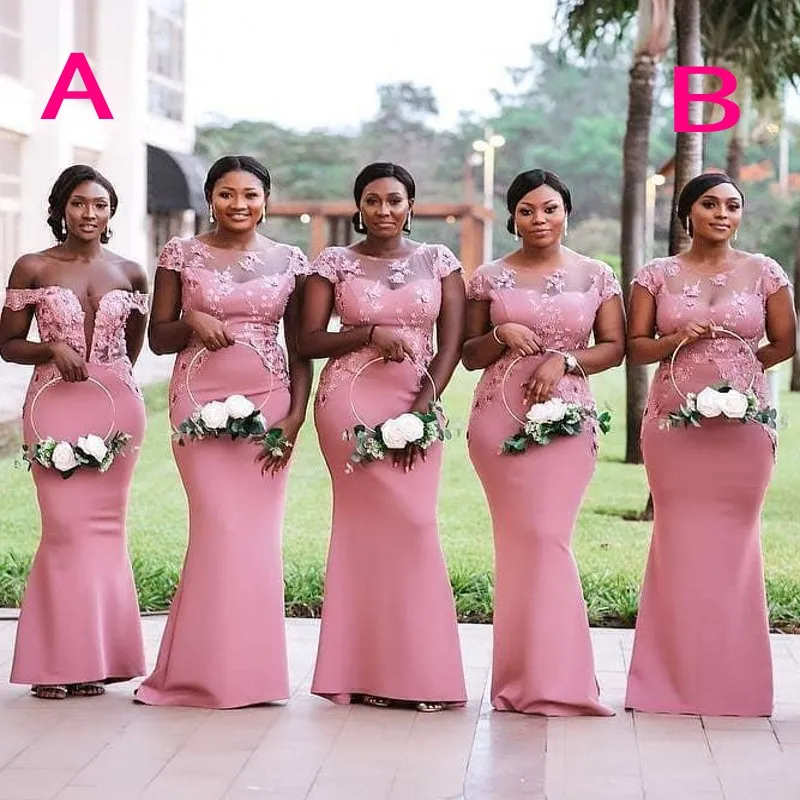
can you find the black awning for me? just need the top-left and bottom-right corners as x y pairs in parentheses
(147, 145), (207, 214)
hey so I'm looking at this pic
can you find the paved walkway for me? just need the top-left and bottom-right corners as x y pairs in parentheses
(1, 618), (800, 799)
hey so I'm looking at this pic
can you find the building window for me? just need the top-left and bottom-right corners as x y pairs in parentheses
(147, 0), (185, 122)
(74, 0), (97, 61)
(0, 0), (22, 78)
(0, 130), (22, 286)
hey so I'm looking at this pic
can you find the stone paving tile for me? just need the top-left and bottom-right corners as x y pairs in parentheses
(1, 619), (799, 798)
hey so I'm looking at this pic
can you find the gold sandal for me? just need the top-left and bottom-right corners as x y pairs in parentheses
(416, 701), (446, 713)
(67, 683), (105, 697)
(361, 694), (391, 708)
(32, 685), (68, 700)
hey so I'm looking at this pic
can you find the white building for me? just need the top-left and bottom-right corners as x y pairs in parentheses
(0, 0), (206, 287)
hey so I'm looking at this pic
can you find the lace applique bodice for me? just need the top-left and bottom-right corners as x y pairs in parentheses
(467, 256), (621, 417)
(633, 253), (790, 432)
(158, 236), (309, 407)
(4, 286), (148, 403)
(310, 244), (463, 406)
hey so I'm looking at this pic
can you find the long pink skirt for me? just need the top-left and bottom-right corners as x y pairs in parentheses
(310, 357), (466, 705)
(625, 417), (774, 716)
(11, 364), (146, 686)
(467, 366), (612, 716)
(135, 345), (291, 709)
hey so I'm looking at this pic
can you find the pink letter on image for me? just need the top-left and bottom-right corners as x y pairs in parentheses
(41, 53), (113, 120)
(674, 66), (739, 132)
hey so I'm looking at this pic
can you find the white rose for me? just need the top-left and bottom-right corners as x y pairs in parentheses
(200, 400), (230, 429)
(52, 441), (79, 472)
(526, 403), (551, 424)
(720, 389), (748, 419)
(545, 398), (568, 422)
(76, 433), (108, 462)
(393, 413), (425, 443)
(225, 394), (255, 419)
(381, 418), (409, 449)
(695, 387), (724, 418)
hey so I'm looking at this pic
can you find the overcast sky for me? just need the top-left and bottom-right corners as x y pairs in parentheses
(189, 0), (558, 131)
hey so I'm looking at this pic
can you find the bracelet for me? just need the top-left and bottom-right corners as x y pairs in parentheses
(492, 326), (505, 346)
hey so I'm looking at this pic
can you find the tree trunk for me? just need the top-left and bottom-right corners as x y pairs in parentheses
(621, 53), (658, 464)
(791, 213), (800, 391)
(726, 130), (743, 181)
(669, 0), (704, 257)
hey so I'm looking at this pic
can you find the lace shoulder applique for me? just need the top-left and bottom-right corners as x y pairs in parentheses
(309, 247), (344, 284)
(758, 254), (791, 297)
(431, 244), (463, 278)
(4, 287), (49, 310)
(157, 236), (185, 272)
(632, 258), (671, 296)
(288, 246), (311, 277)
(591, 260), (622, 303)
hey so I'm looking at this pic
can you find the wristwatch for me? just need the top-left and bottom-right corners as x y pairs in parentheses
(563, 353), (578, 373)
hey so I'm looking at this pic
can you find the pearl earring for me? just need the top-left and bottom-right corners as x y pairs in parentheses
(208, 206), (215, 224)
(61, 218), (67, 237)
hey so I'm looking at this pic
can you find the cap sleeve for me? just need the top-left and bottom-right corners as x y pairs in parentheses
(157, 237), (184, 272)
(287, 246), (310, 277)
(309, 247), (342, 284)
(130, 291), (149, 314)
(466, 268), (492, 301)
(594, 261), (622, 303)
(4, 287), (43, 311)
(759, 255), (791, 297)
(632, 260), (664, 297)
(431, 245), (463, 278)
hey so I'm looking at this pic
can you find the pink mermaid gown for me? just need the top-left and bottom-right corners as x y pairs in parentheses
(135, 236), (308, 709)
(6, 286), (148, 686)
(466, 258), (620, 716)
(309, 244), (467, 706)
(625, 254), (790, 716)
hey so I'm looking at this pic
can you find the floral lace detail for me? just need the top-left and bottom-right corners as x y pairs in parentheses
(639, 253), (792, 450)
(3, 287), (148, 409)
(311, 244), (457, 407)
(468, 257), (618, 451)
(158, 236), (305, 410)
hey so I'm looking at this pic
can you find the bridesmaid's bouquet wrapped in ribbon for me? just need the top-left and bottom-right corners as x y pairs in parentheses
(173, 393), (293, 457)
(501, 398), (611, 454)
(345, 401), (450, 464)
(22, 431), (132, 479)
(664, 383), (777, 429)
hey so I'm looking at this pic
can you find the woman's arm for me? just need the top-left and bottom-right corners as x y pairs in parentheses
(410, 272), (466, 412)
(758, 286), (796, 369)
(123, 260), (149, 366)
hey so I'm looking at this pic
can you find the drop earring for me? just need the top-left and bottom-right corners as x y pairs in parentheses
(260, 205), (267, 224)
(514, 223), (520, 241)
(208, 205), (215, 224)
(733, 228), (739, 242)
(403, 211), (413, 234)
(61, 218), (67, 237)
(104, 225), (113, 240)
(357, 211), (364, 232)
(563, 217), (569, 239)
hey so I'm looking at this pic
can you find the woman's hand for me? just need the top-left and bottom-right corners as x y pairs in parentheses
(496, 323), (542, 357)
(674, 320), (714, 345)
(255, 416), (302, 476)
(48, 342), (88, 382)
(184, 310), (235, 351)
(522, 353), (567, 405)
(370, 326), (415, 363)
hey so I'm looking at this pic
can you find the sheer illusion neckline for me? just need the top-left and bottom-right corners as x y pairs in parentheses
(345, 243), (429, 261)
(671, 254), (739, 278)
(191, 235), (268, 253)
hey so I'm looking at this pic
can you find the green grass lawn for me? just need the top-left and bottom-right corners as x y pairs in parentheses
(2, 365), (799, 629)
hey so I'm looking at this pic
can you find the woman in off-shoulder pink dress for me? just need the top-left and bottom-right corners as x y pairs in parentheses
(135, 156), (312, 709)
(0, 165), (148, 699)
(626, 174), (796, 716)
(463, 170), (625, 715)
(299, 162), (467, 711)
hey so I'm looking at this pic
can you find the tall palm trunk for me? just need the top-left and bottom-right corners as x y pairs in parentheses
(791, 215), (800, 391)
(622, 52), (659, 464)
(669, 0), (704, 256)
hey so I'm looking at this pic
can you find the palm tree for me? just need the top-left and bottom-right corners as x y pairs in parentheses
(558, 0), (674, 464)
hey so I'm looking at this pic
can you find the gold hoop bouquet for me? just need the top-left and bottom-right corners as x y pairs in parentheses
(173, 342), (293, 458)
(499, 350), (611, 454)
(345, 357), (450, 465)
(22, 376), (132, 478)
(663, 327), (777, 430)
